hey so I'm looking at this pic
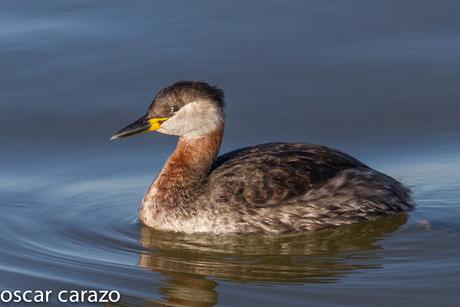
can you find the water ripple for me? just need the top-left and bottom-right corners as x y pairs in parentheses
(0, 160), (459, 306)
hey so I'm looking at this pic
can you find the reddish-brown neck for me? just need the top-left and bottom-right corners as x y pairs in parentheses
(147, 128), (224, 203)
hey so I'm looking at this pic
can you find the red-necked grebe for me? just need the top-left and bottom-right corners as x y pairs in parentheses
(111, 81), (413, 234)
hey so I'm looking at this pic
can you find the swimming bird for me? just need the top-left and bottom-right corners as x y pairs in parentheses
(112, 81), (413, 234)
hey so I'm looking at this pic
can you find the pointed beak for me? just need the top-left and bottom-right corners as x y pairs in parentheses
(111, 115), (168, 140)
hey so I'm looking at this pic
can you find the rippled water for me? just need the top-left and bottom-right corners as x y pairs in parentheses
(2, 0), (460, 306)
(1, 151), (459, 306)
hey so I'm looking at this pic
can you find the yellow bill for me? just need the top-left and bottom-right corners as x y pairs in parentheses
(111, 115), (168, 140)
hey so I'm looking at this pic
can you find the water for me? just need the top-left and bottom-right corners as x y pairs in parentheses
(1, 0), (459, 306)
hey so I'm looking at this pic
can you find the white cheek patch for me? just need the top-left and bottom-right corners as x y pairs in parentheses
(157, 100), (224, 137)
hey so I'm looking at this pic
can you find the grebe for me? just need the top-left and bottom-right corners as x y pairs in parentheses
(112, 81), (413, 234)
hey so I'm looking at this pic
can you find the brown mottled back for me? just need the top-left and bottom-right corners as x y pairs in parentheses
(207, 143), (368, 207)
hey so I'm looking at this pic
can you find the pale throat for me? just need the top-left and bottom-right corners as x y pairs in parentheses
(157, 99), (224, 138)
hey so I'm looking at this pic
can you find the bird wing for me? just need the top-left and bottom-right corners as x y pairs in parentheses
(206, 142), (368, 207)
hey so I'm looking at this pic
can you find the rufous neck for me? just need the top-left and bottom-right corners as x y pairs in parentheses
(153, 127), (224, 195)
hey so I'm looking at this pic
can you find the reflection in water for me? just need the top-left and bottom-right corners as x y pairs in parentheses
(137, 214), (407, 306)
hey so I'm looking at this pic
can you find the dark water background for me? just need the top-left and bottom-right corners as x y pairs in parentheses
(1, 0), (460, 306)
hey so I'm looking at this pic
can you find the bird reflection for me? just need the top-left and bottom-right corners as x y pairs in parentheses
(137, 214), (407, 306)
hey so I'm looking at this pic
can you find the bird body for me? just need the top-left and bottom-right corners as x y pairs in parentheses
(112, 81), (413, 234)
